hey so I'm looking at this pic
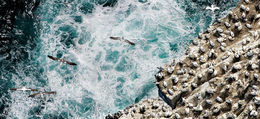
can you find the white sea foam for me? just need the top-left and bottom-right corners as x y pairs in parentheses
(5, 0), (237, 118)
(39, 1), (188, 118)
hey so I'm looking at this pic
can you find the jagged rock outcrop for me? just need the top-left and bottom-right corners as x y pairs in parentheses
(106, 98), (172, 119)
(106, 0), (260, 118)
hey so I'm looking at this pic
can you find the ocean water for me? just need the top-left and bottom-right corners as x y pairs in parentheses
(0, 0), (239, 118)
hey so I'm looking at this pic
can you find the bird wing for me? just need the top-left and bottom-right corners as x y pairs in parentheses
(28, 91), (55, 98)
(214, 7), (220, 10)
(29, 88), (38, 91)
(47, 55), (59, 61)
(206, 6), (211, 10)
(10, 88), (17, 91)
(44, 91), (56, 95)
(65, 61), (77, 65)
(28, 92), (41, 98)
(124, 40), (135, 45)
(61, 59), (77, 65)
(109, 36), (121, 40)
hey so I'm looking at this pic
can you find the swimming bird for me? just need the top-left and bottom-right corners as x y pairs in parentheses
(28, 91), (56, 98)
(10, 87), (38, 92)
(47, 55), (77, 66)
(109, 36), (135, 45)
(206, 4), (220, 13)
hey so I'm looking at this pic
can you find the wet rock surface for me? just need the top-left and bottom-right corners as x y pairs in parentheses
(107, 0), (260, 118)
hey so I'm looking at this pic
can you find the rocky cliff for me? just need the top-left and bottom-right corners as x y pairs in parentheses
(106, 0), (260, 118)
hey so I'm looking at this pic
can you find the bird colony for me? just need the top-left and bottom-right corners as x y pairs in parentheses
(106, 0), (260, 118)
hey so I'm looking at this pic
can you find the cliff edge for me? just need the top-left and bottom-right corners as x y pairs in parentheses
(106, 0), (260, 118)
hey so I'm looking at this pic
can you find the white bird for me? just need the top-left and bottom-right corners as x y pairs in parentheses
(109, 36), (136, 45)
(10, 87), (38, 92)
(249, 30), (260, 40)
(206, 4), (220, 13)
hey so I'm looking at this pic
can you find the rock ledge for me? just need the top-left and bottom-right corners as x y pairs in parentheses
(106, 0), (260, 118)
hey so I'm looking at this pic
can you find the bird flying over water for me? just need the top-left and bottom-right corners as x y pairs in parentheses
(28, 91), (56, 98)
(47, 55), (77, 66)
(206, 4), (220, 13)
(10, 87), (38, 92)
(109, 36), (136, 45)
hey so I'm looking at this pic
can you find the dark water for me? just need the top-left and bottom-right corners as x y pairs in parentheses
(0, 0), (239, 118)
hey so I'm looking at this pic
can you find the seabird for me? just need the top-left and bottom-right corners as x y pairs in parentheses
(206, 4), (220, 13)
(28, 91), (56, 98)
(109, 36), (135, 45)
(10, 87), (38, 92)
(47, 55), (77, 66)
(249, 30), (260, 40)
(157, 67), (164, 71)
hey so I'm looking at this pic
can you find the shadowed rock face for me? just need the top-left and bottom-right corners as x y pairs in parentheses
(107, 0), (260, 118)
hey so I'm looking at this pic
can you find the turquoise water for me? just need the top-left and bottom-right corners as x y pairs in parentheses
(0, 0), (239, 118)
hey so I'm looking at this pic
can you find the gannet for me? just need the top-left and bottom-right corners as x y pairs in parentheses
(10, 87), (38, 92)
(28, 91), (56, 98)
(47, 55), (77, 66)
(206, 5), (220, 13)
(109, 36), (135, 45)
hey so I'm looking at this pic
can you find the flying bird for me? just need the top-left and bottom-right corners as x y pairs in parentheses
(28, 91), (56, 98)
(109, 37), (136, 45)
(10, 87), (38, 92)
(47, 55), (77, 66)
(206, 4), (220, 13)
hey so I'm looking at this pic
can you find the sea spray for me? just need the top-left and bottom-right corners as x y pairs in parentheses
(0, 0), (239, 118)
